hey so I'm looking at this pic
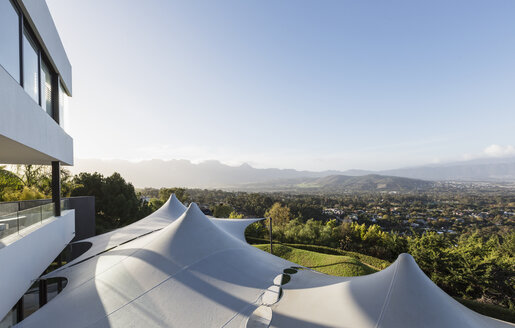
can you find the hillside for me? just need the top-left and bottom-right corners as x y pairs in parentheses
(302, 174), (434, 191)
(239, 174), (435, 193)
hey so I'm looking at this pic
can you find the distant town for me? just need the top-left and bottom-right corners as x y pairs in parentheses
(139, 186), (515, 237)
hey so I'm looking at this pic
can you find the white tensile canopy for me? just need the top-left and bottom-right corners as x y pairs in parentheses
(17, 195), (514, 328)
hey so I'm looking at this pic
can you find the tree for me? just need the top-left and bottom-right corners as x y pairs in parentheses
(245, 221), (268, 239)
(408, 232), (457, 293)
(71, 172), (147, 233)
(0, 166), (23, 201)
(71, 172), (103, 200)
(15, 164), (45, 188)
(265, 202), (291, 228)
(158, 187), (189, 203)
(0, 166), (23, 188)
(36, 167), (75, 197)
(229, 211), (244, 219)
(1, 186), (45, 201)
(101, 173), (141, 227)
(0, 165), (75, 200)
(212, 203), (233, 218)
(148, 198), (164, 212)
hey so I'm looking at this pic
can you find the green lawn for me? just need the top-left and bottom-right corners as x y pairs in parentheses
(254, 244), (377, 276)
(281, 243), (391, 270)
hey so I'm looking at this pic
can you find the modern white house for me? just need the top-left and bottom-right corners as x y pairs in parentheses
(0, 0), (75, 325)
(1, 1), (513, 327)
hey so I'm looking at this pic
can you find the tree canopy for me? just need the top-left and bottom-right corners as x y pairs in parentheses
(72, 172), (151, 233)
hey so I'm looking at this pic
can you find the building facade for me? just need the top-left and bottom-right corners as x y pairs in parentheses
(0, 0), (75, 323)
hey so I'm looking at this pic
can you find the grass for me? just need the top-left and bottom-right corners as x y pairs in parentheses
(254, 244), (377, 276)
(246, 236), (390, 270)
(282, 243), (390, 270)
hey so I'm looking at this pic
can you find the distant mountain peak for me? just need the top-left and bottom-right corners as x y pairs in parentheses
(239, 163), (253, 169)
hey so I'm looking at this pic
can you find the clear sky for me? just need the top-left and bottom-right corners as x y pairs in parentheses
(46, 0), (515, 171)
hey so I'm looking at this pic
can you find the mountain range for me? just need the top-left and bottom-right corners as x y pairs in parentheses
(236, 174), (436, 193)
(70, 157), (515, 191)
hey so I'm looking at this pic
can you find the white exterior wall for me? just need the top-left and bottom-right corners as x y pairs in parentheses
(0, 66), (73, 165)
(0, 210), (75, 319)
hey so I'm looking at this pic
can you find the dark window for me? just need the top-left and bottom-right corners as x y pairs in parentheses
(0, 0), (20, 82)
(22, 28), (39, 104)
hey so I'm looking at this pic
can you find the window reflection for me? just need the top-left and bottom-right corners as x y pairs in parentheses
(41, 61), (53, 116)
(59, 83), (69, 129)
(23, 30), (39, 104)
(0, 0), (20, 82)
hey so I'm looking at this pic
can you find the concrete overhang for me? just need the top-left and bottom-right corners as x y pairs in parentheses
(0, 134), (71, 165)
(0, 67), (73, 165)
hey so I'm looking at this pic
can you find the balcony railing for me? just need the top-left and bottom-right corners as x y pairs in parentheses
(0, 199), (70, 241)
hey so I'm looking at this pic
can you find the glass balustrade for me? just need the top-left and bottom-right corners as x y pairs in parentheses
(0, 201), (71, 241)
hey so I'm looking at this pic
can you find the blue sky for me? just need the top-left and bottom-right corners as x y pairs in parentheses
(46, 0), (515, 171)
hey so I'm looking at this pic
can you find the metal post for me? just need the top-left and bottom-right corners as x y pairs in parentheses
(52, 161), (61, 217)
(15, 297), (24, 323)
(269, 217), (273, 255)
(38, 279), (47, 307)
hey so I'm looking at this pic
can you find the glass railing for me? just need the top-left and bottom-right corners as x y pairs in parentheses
(60, 199), (70, 211)
(0, 201), (70, 241)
